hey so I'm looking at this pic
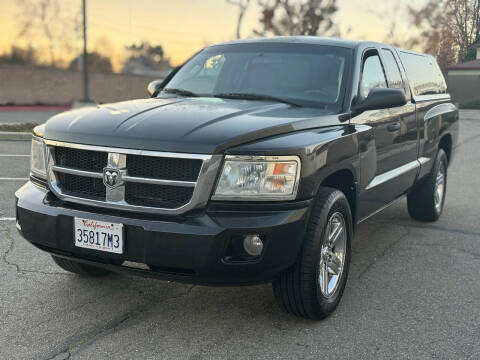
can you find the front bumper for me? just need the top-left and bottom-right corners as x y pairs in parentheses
(15, 182), (311, 285)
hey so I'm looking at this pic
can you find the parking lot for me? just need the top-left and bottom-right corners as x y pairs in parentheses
(0, 111), (479, 360)
(0, 107), (67, 125)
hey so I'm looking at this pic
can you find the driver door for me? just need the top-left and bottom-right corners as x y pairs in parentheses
(353, 48), (417, 220)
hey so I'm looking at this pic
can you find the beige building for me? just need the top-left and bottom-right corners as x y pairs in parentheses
(446, 45), (480, 104)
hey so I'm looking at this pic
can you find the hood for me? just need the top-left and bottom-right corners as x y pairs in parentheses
(44, 97), (341, 154)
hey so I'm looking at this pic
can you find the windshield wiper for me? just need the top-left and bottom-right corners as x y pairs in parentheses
(213, 93), (302, 107)
(163, 88), (200, 97)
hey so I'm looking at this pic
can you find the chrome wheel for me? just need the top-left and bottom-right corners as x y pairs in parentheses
(319, 212), (347, 297)
(434, 162), (446, 213)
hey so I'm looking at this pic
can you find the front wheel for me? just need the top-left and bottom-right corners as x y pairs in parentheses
(272, 187), (353, 320)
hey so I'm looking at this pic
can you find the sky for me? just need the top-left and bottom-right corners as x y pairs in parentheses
(0, 0), (425, 70)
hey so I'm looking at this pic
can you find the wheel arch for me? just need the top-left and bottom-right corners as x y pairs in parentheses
(319, 168), (357, 224)
(438, 133), (452, 165)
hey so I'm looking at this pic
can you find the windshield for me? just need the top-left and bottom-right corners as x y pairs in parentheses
(161, 42), (352, 110)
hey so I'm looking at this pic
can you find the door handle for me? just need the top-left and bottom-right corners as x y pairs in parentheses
(387, 122), (401, 132)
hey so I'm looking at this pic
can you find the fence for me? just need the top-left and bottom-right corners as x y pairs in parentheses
(0, 64), (158, 105)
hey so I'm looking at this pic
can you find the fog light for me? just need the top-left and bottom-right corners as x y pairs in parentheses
(243, 235), (264, 256)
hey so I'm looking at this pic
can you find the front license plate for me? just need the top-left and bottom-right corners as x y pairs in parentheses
(74, 218), (124, 254)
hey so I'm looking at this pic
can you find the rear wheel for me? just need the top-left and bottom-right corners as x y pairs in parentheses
(407, 149), (448, 222)
(272, 187), (353, 320)
(51, 255), (110, 276)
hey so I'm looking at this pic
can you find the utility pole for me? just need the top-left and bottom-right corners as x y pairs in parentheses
(81, 0), (90, 102)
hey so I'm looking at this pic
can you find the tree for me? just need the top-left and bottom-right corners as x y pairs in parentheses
(462, 39), (480, 61)
(368, 2), (408, 48)
(447, 0), (480, 61)
(93, 37), (120, 72)
(122, 42), (171, 76)
(253, 0), (338, 37)
(226, 0), (251, 39)
(15, 0), (81, 67)
(406, 0), (455, 69)
(435, 28), (458, 71)
(0, 45), (38, 66)
(407, 0), (480, 69)
(68, 52), (113, 74)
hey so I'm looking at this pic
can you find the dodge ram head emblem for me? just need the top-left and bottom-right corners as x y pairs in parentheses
(103, 168), (122, 189)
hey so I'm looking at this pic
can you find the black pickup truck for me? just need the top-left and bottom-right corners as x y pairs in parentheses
(16, 37), (458, 320)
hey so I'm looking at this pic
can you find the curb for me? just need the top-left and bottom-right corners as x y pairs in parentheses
(0, 131), (32, 141)
(0, 105), (71, 112)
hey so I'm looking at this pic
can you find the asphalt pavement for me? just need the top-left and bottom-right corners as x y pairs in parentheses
(0, 111), (479, 359)
(0, 109), (65, 125)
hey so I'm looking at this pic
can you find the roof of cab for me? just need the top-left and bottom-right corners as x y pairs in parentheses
(208, 36), (378, 49)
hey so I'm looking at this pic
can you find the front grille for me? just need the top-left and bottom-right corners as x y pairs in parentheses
(55, 147), (107, 172)
(56, 173), (106, 200)
(46, 142), (214, 214)
(126, 155), (202, 181)
(125, 182), (194, 208)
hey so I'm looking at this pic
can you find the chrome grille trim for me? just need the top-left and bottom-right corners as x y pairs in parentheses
(45, 140), (222, 215)
(51, 165), (197, 187)
(105, 152), (126, 203)
(121, 175), (196, 187)
(46, 140), (209, 159)
(51, 165), (103, 178)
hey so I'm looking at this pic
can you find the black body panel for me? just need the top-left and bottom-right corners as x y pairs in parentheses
(44, 98), (340, 154)
(16, 182), (310, 285)
(16, 37), (459, 285)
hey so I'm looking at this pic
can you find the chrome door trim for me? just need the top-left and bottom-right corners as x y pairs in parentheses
(418, 156), (430, 165)
(365, 159), (421, 190)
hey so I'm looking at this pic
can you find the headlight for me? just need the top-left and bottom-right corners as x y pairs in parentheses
(30, 136), (47, 179)
(212, 155), (300, 201)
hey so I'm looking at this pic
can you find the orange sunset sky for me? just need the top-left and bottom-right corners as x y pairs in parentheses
(0, 0), (425, 70)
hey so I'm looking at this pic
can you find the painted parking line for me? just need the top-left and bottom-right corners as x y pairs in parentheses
(0, 178), (28, 181)
(0, 217), (16, 221)
(0, 154), (30, 157)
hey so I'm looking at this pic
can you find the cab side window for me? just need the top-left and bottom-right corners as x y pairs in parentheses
(381, 49), (405, 92)
(359, 53), (387, 100)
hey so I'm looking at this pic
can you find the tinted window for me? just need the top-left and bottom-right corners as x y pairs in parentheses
(381, 49), (404, 91)
(359, 53), (387, 100)
(178, 54), (226, 93)
(400, 52), (447, 96)
(163, 43), (351, 110)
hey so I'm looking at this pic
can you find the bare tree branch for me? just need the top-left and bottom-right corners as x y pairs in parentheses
(382, 0), (480, 69)
(254, 0), (338, 37)
(15, 0), (80, 67)
(226, 0), (251, 39)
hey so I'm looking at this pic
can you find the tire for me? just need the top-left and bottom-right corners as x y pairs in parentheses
(51, 255), (110, 276)
(272, 187), (353, 320)
(407, 149), (448, 222)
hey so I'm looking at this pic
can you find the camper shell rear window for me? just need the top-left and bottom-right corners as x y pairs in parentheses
(400, 51), (447, 96)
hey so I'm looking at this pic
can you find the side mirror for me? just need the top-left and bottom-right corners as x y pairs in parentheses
(353, 88), (407, 115)
(147, 66), (182, 97)
(147, 80), (164, 97)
